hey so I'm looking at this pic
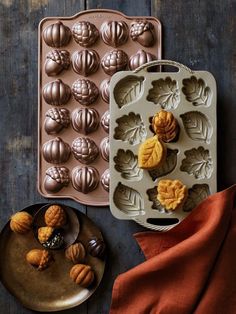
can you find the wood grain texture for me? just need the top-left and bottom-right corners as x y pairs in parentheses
(0, 0), (235, 313)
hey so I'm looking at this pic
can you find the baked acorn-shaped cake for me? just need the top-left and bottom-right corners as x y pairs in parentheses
(72, 166), (99, 193)
(101, 169), (110, 192)
(10, 211), (33, 234)
(152, 110), (179, 143)
(38, 226), (64, 249)
(65, 242), (86, 264)
(70, 264), (95, 287)
(129, 49), (156, 70)
(72, 79), (99, 106)
(100, 79), (110, 104)
(45, 205), (67, 228)
(44, 166), (70, 193)
(43, 79), (71, 106)
(71, 108), (99, 135)
(101, 110), (110, 133)
(42, 137), (71, 164)
(72, 21), (99, 47)
(45, 49), (70, 76)
(43, 21), (71, 48)
(100, 137), (109, 162)
(44, 108), (70, 135)
(87, 237), (106, 259)
(101, 49), (128, 76)
(26, 249), (54, 271)
(101, 21), (129, 47)
(130, 20), (156, 47)
(72, 137), (99, 164)
(72, 49), (100, 76)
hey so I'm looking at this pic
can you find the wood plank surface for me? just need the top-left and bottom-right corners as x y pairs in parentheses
(0, 0), (235, 313)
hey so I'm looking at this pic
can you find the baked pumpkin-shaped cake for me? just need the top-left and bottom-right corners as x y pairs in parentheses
(10, 211), (33, 234)
(70, 264), (95, 287)
(45, 205), (67, 228)
(26, 249), (53, 271)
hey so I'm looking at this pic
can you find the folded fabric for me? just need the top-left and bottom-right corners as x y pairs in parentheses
(110, 185), (236, 314)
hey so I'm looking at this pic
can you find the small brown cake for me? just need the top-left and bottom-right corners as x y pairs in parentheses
(45, 205), (67, 228)
(10, 211), (33, 234)
(152, 110), (179, 142)
(26, 249), (53, 271)
(70, 264), (95, 287)
(87, 237), (106, 259)
(65, 242), (86, 264)
(38, 226), (64, 249)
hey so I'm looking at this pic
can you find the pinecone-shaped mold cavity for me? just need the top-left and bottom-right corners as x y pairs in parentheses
(44, 108), (70, 135)
(72, 166), (99, 193)
(100, 79), (110, 103)
(71, 107), (99, 135)
(101, 49), (128, 76)
(130, 20), (156, 47)
(129, 49), (157, 70)
(101, 21), (129, 47)
(43, 79), (71, 106)
(101, 110), (110, 133)
(72, 79), (99, 106)
(43, 21), (71, 48)
(45, 49), (70, 76)
(72, 21), (99, 47)
(42, 137), (71, 164)
(44, 166), (70, 193)
(72, 49), (100, 76)
(72, 137), (99, 164)
(101, 169), (110, 192)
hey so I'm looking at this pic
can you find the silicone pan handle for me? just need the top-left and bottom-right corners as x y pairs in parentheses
(134, 59), (194, 74)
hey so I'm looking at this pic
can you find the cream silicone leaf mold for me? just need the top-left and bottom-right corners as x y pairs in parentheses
(114, 76), (144, 108)
(113, 182), (145, 215)
(148, 148), (178, 181)
(184, 184), (210, 212)
(147, 77), (180, 109)
(180, 146), (213, 179)
(147, 187), (172, 214)
(114, 149), (142, 180)
(114, 112), (146, 145)
(180, 111), (212, 144)
(182, 76), (212, 106)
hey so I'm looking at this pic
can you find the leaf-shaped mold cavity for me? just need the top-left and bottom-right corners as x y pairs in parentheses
(180, 146), (213, 179)
(114, 112), (147, 145)
(114, 76), (144, 108)
(147, 77), (180, 109)
(113, 182), (145, 216)
(184, 184), (210, 212)
(114, 149), (142, 180)
(148, 149), (178, 181)
(180, 111), (212, 144)
(147, 187), (172, 214)
(182, 76), (212, 106)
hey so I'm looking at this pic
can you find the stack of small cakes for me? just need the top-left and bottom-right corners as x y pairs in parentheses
(138, 110), (188, 210)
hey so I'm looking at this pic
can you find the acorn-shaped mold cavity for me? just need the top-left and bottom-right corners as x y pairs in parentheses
(101, 110), (110, 133)
(72, 137), (99, 164)
(44, 166), (70, 193)
(129, 49), (157, 70)
(43, 21), (71, 48)
(100, 79), (110, 103)
(72, 21), (99, 47)
(42, 137), (71, 164)
(100, 137), (109, 162)
(44, 108), (70, 135)
(45, 49), (70, 76)
(72, 79), (99, 106)
(71, 108), (99, 135)
(101, 21), (129, 47)
(43, 79), (71, 106)
(72, 166), (99, 193)
(72, 49), (100, 76)
(101, 169), (110, 192)
(130, 20), (156, 47)
(101, 49), (128, 76)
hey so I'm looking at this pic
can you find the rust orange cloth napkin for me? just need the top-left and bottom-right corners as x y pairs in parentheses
(110, 185), (236, 314)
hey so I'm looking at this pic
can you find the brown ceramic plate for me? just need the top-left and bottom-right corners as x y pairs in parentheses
(0, 203), (106, 311)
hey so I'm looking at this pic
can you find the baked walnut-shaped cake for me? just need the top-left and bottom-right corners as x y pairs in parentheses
(70, 264), (95, 287)
(87, 237), (106, 259)
(45, 205), (67, 228)
(65, 242), (86, 264)
(44, 166), (70, 193)
(10, 211), (33, 234)
(26, 249), (53, 271)
(152, 110), (179, 142)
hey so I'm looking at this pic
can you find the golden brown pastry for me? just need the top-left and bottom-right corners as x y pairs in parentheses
(44, 205), (66, 228)
(38, 226), (54, 244)
(26, 249), (53, 271)
(152, 110), (179, 142)
(138, 135), (166, 169)
(65, 242), (86, 264)
(157, 179), (188, 210)
(70, 264), (94, 287)
(10, 211), (33, 234)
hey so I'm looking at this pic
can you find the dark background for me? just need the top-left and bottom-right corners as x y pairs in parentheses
(0, 0), (235, 313)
